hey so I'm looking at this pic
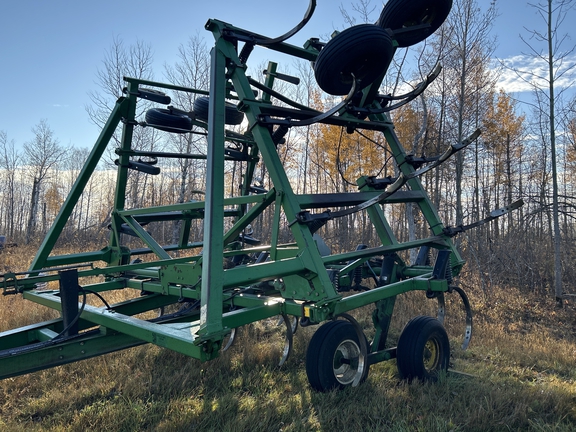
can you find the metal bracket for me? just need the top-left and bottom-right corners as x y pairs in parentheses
(291, 210), (332, 234)
(346, 63), (441, 118)
(405, 154), (439, 169)
(357, 176), (397, 190)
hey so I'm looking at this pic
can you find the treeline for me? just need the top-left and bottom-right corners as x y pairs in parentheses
(1, 0), (576, 302)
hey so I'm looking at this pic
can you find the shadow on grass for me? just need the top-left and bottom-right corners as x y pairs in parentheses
(1, 312), (575, 432)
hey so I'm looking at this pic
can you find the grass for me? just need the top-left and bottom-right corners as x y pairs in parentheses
(1, 246), (575, 431)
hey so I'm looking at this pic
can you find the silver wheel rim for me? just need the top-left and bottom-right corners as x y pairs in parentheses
(333, 339), (362, 385)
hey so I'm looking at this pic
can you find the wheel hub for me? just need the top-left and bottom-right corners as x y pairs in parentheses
(423, 339), (440, 371)
(333, 340), (361, 385)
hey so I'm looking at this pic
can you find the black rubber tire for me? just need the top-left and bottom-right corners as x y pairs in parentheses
(306, 320), (369, 392)
(396, 315), (450, 381)
(193, 96), (245, 126)
(138, 88), (171, 105)
(377, 0), (452, 48)
(314, 24), (394, 96)
(145, 108), (192, 133)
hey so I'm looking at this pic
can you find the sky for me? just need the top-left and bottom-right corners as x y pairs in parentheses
(1, 0), (575, 153)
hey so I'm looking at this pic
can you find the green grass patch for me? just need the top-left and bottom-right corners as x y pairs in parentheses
(1, 259), (575, 431)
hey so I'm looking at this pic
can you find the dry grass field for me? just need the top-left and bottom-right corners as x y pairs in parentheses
(1, 245), (575, 431)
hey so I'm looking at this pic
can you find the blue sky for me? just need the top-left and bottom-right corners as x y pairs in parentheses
(1, 0), (575, 152)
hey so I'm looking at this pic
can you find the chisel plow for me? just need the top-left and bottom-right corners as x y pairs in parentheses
(0, 0), (521, 391)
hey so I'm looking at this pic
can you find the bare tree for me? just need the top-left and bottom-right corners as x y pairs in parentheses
(446, 0), (497, 227)
(86, 36), (157, 209)
(339, 0), (378, 26)
(23, 120), (67, 243)
(86, 36), (154, 132)
(0, 131), (21, 238)
(504, 0), (576, 306)
(164, 34), (211, 245)
(293, 59), (320, 194)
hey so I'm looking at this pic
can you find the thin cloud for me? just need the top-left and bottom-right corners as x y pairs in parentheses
(493, 54), (576, 93)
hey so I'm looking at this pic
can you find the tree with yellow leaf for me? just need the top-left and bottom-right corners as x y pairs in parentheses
(483, 90), (525, 234)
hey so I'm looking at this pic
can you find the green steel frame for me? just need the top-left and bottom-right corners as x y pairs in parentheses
(1, 10), (471, 382)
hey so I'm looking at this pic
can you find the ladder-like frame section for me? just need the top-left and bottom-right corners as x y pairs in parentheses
(0, 14), (474, 380)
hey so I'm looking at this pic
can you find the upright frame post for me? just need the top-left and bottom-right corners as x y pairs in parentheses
(199, 42), (227, 339)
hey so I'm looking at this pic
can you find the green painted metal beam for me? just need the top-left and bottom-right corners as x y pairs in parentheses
(333, 277), (447, 316)
(29, 97), (129, 271)
(0, 328), (145, 380)
(22, 291), (210, 360)
(198, 42), (227, 339)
